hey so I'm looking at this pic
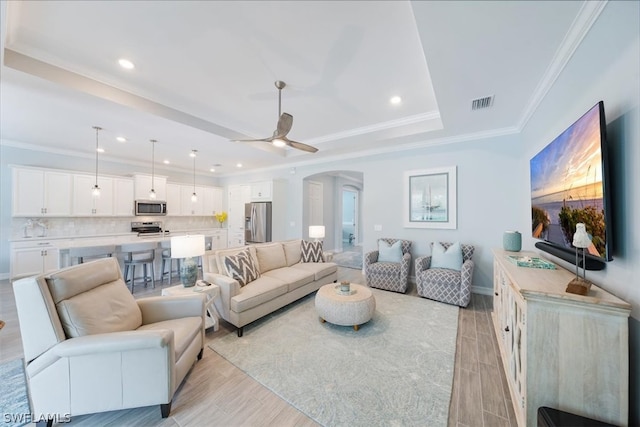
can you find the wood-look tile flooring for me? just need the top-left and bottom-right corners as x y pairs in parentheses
(0, 267), (517, 426)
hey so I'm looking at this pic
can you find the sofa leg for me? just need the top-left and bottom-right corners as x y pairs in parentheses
(197, 348), (203, 360)
(161, 401), (172, 418)
(237, 327), (243, 337)
(36, 419), (53, 427)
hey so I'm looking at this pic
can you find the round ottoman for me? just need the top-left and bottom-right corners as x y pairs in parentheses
(315, 283), (376, 331)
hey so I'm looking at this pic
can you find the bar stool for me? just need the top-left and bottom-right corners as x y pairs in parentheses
(121, 242), (158, 293)
(69, 245), (117, 265)
(197, 236), (213, 272)
(160, 240), (181, 285)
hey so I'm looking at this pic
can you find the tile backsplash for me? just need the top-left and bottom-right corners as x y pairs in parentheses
(12, 216), (219, 239)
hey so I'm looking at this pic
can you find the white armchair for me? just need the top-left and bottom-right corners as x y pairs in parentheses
(12, 257), (206, 426)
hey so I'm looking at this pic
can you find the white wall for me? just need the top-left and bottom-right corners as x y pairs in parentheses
(1, 1), (637, 422)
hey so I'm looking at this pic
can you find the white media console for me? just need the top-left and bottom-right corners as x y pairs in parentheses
(492, 249), (630, 427)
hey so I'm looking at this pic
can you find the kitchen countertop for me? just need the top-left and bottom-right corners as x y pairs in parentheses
(10, 228), (228, 249)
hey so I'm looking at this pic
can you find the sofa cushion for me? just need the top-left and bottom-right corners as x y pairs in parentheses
(301, 240), (324, 263)
(137, 316), (201, 360)
(291, 262), (337, 281)
(230, 276), (288, 312)
(224, 249), (260, 286)
(254, 243), (287, 274)
(263, 267), (314, 292)
(55, 280), (143, 338)
(283, 240), (302, 266)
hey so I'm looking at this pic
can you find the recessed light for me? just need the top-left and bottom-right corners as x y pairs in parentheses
(116, 136), (127, 143)
(96, 148), (105, 153)
(118, 58), (135, 70)
(390, 96), (402, 105)
(210, 168), (216, 172)
(163, 160), (170, 164)
(236, 163), (243, 168)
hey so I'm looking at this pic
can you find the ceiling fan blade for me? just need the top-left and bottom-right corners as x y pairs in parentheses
(285, 138), (318, 153)
(233, 136), (274, 143)
(275, 113), (293, 138)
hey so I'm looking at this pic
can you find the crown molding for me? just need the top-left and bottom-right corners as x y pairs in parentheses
(517, 0), (607, 131)
(306, 111), (441, 145)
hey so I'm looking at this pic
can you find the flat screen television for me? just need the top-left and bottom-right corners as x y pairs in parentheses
(530, 101), (611, 270)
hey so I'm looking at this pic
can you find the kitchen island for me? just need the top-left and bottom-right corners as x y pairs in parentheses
(9, 228), (228, 280)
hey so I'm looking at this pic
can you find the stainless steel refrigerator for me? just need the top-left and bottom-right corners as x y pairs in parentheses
(245, 202), (272, 243)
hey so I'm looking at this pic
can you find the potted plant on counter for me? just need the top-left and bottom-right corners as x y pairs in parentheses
(215, 211), (228, 228)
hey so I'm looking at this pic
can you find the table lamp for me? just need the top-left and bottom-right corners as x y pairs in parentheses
(171, 235), (205, 287)
(566, 223), (592, 295)
(309, 225), (325, 242)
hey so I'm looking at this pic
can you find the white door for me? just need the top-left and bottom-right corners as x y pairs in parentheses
(342, 188), (358, 246)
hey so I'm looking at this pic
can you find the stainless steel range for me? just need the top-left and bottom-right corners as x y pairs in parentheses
(131, 221), (167, 237)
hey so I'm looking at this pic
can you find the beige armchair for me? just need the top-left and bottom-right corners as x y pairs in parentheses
(12, 257), (205, 426)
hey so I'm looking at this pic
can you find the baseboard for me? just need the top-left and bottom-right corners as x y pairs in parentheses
(471, 285), (492, 296)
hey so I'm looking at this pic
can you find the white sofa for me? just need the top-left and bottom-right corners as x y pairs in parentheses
(203, 239), (337, 336)
(12, 257), (205, 425)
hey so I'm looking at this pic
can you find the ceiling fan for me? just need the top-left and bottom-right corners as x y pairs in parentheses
(235, 81), (318, 153)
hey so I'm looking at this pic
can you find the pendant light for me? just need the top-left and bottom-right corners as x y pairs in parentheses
(92, 126), (102, 197)
(190, 149), (198, 202)
(149, 139), (157, 199)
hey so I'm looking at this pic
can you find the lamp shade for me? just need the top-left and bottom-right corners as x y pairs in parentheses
(309, 225), (325, 239)
(170, 235), (205, 258)
(572, 223), (592, 249)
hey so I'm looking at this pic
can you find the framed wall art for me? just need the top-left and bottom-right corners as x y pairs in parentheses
(403, 166), (457, 229)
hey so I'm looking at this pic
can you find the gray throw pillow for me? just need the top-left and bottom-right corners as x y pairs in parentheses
(301, 240), (324, 263)
(224, 249), (260, 286)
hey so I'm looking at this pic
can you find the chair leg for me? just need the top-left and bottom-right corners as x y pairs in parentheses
(130, 265), (136, 293)
(143, 264), (148, 288)
(36, 419), (53, 427)
(151, 263), (155, 288)
(160, 401), (172, 418)
(197, 348), (203, 360)
(237, 327), (243, 337)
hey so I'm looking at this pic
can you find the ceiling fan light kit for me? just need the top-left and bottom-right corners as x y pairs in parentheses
(234, 80), (318, 153)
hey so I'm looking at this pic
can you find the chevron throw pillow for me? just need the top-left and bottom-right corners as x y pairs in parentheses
(224, 249), (260, 286)
(301, 240), (324, 263)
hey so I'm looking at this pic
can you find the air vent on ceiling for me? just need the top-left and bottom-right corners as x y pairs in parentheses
(471, 95), (494, 110)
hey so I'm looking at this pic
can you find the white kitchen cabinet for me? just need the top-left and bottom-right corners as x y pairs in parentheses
(228, 184), (250, 229)
(72, 174), (114, 216)
(181, 185), (205, 215)
(251, 181), (272, 201)
(209, 229), (227, 250)
(12, 167), (72, 217)
(492, 249), (631, 427)
(227, 230), (245, 248)
(10, 241), (60, 279)
(113, 178), (134, 216)
(134, 174), (167, 201)
(203, 187), (224, 215)
(166, 183), (182, 216)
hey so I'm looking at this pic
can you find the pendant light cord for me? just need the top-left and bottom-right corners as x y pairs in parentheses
(93, 126), (101, 187)
(150, 139), (156, 190)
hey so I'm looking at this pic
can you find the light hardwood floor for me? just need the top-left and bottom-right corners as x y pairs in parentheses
(0, 267), (517, 426)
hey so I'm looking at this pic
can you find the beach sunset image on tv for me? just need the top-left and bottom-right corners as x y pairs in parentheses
(530, 103), (606, 258)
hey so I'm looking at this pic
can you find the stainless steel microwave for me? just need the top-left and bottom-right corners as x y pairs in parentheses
(135, 200), (167, 216)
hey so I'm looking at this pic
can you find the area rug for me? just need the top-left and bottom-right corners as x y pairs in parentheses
(209, 289), (458, 426)
(0, 359), (30, 427)
(331, 249), (362, 270)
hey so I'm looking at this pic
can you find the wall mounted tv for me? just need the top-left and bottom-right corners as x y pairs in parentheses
(530, 101), (611, 271)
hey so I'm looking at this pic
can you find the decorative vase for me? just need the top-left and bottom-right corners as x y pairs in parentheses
(503, 231), (522, 252)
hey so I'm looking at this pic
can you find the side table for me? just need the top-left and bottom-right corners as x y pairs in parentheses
(161, 283), (220, 331)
